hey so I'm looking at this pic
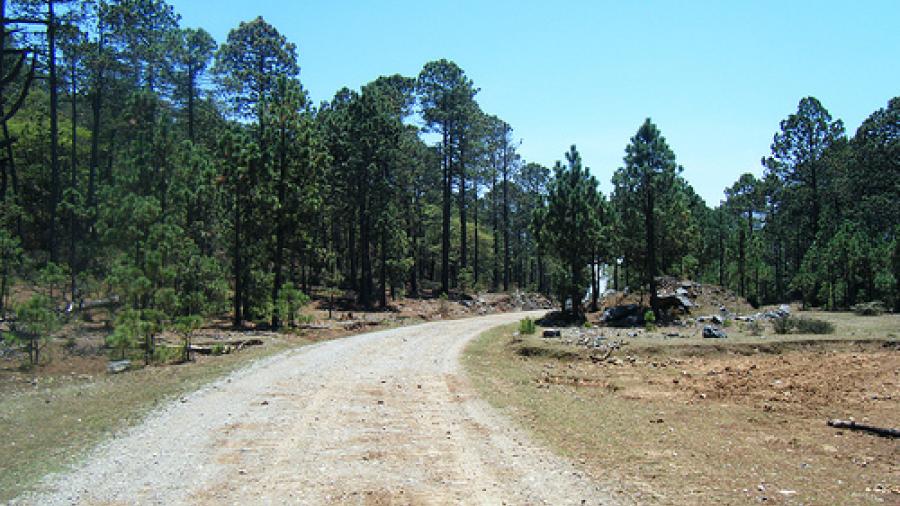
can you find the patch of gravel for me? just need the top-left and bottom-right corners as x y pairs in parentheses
(15, 312), (620, 505)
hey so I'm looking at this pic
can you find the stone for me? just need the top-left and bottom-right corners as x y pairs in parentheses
(106, 360), (130, 374)
(703, 325), (727, 339)
(542, 329), (561, 338)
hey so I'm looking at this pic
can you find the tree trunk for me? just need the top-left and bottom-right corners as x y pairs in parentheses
(473, 190), (478, 286)
(48, 0), (59, 262)
(380, 227), (387, 308)
(502, 131), (510, 292)
(718, 210), (725, 287)
(738, 228), (746, 297)
(88, 46), (102, 233)
(458, 136), (467, 270)
(271, 124), (287, 329)
(348, 217), (357, 291)
(440, 124), (451, 295)
(232, 181), (243, 327)
(69, 57), (77, 303)
(409, 192), (419, 296)
(359, 164), (372, 307)
(645, 175), (657, 314)
(491, 164), (499, 291)
(590, 248), (599, 311)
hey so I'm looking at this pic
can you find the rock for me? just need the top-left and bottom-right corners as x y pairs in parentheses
(703, 325), (727, 339)
(601, 304), (643, 326)
(712, 315), (725, 325)
(106, 360), (130, 374)
(542, 329), (561, 338)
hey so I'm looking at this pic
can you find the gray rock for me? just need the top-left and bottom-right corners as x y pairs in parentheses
(107, 360), (131, 374)
(703, 326), (727, 339)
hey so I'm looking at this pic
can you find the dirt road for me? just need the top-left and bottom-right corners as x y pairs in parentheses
(19, 312), (617, 505)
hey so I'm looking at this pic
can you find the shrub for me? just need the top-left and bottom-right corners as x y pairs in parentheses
(643, 310), (656, 331)
(106, 309), (147, 360)
(519, 317), (536, 334)
(772, 316), (834, 335)
(174, 315), (203, 362)
(794, 317), (834, 334)
(746, 320), (763, 336)
(210, 343), (226, 355)
(6, 294), (61, 366)
(152, 346), (181, 364)
(852, 301), (885, 316)
(773, 316), (793, 334)
(277, 282), (311, 327)
(438, 293), (450, 318)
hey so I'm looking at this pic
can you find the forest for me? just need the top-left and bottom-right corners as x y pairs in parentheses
(0, 0), (897, 347)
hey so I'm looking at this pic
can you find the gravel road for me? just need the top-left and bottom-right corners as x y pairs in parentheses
(17, 312), (618, 505)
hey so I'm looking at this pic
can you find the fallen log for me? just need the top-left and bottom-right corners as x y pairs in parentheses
(827, 419), (899, 438)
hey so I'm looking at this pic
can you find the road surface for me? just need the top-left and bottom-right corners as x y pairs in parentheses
(19, 312), (618, 505)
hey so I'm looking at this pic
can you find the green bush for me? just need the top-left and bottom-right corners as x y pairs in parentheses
(106, 309), (147, 360)
(519, 317), (536, 334)
(852, 301), (885, 316)
(773, 316), (792, 334)
(210, 343), (226, 355)
(772, 316), (834, 335)
(152, 346), (181, 364)
(276, 282), (311, 327)
(643, 310), (656, 331)
(746, 320), (763, 336)
(794, 317), (834, 334)
(6, 294), (61, 366)
(438, 293), (450, 318)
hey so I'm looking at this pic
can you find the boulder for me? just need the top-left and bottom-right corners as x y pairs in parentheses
(107, 359), (131, 374)
(602, 304), (642, 326)
(703, 326), (727, 339)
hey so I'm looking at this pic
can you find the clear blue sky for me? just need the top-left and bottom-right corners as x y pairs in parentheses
(170, 0), (899, 205)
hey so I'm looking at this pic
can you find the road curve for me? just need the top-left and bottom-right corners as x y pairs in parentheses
(19, 312), (618, 505)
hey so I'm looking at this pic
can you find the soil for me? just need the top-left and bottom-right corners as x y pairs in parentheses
(467, 316), (900, 505)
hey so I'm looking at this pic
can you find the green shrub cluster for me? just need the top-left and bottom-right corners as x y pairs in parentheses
(852, 301), (885, 316)
(519, 317), (536, 334)
(772, 316), (835, 335)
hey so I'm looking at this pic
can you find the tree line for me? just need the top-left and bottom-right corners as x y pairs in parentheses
(540, 97), (898, 315)
(0, 0), (555, 330)
(0, 0), (896, 339)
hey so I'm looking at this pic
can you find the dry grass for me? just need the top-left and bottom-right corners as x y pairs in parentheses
(463, 312), (899, 505)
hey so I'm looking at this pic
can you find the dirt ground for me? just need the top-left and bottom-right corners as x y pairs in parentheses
(464, 311), (900, 505)
(0, 291), (551, 501)
(15, 312), (615, 506)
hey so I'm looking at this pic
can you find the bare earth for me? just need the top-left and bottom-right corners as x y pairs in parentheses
(16, 312), (617, 506)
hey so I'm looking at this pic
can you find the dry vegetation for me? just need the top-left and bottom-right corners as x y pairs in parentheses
(464, 311), (899, 505)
